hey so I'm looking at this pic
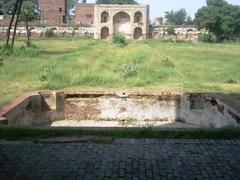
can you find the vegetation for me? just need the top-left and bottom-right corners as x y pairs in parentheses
(1, 125), (240, 141)
(0, 38), (240, 107)
(195, 0), (240, 42)
(112, 33), (127, 46)
(19, 0), (40, 46)
(165, 26), (176, 36)
(96, 0), (138, 4)
(44, 29), (56, 38)
(198, 33), (216, 43)
(165, 9), (193, 25)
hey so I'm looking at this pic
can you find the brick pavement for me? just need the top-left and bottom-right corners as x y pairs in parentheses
(0, 139), (240, 180)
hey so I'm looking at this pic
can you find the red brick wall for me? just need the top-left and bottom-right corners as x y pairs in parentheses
(75, 4), (94, 25)
(38, 0), (68, 25)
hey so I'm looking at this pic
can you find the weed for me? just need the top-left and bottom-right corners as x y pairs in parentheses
(161, 56), (175, 68)
(113, 33), (127, 46)
(119, 63), (138, 79)
(225, 78), (237, 84)
(38, 63), (61, 82)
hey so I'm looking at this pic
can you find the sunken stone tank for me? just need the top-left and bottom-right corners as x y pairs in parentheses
(0, 91), (240, 128)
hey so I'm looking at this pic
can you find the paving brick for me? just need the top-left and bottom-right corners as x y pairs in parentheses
(0, 139), (240, 179)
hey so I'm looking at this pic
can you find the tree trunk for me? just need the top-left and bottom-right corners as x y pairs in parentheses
(6, 0), (20, 47)
(26, 20), (31, 46)
(11, 0), (24, 47)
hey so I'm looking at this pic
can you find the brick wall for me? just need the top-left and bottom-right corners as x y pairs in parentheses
(75, 4), (94, 25)
(38, 0), (68, 25)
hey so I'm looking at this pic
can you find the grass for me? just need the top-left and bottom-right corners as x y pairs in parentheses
(0, 125), (240, 141)
(0, 37), (240, 107)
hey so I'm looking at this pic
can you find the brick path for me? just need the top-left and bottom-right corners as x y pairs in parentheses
(1, 139), (240, 180)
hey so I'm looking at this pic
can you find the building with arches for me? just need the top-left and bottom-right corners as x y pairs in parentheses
(93, 4), (149, 40)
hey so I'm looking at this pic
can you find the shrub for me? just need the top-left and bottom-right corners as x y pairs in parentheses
(113, 33), (127, 46)
(198, 33), (216, 43)
(166, 26), (176, 36)
(0, 55), (3, 67)
(45, 29), (56, 38)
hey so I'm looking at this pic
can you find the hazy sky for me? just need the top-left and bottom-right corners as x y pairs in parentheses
(87, 0), (240, 20)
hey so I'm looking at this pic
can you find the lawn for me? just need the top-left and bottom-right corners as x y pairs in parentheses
(0, 37), (240, 107)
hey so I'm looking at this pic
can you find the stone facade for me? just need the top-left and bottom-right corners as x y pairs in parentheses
(152, 25), (207, 41)
(38, 0), (68, 25)
(75, 3), (94, 25)
(94, 4), (150, 39)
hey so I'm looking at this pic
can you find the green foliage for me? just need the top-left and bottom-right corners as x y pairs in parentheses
(165, 9), (190, 25)
(45, 29), (56, 38)
(0, 55), (3, 67)
(195, 0), (240, 41)
(0, 0), (15, 15)
(20, 0), (39, 22)
(38, 63), (61, 82)
(166, 26), (176, 36)
(198, 33), (216, 43)
(112, 33), (127, 46)
(0, 45), (39, 57)
(1, 125), (240, 140)
(96, 0), (138, 4)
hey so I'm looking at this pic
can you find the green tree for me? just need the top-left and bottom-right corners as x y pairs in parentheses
(0, 0), (23, 47)
(165, 9), (188, 25)
(195, 0), (240, 41)
(166, 26), (175, 36)
(96, 0), (138, 4)
(19, 0), (40, 46)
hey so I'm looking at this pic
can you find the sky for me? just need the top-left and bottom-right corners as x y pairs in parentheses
(87, 0), (240, 20)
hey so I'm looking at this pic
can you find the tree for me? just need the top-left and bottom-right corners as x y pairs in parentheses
(96, 0), (138, 4)
(195, 0), (240, 41)
(165, 9), (188, 25)
(19, 0), (40, 46)
(3, 0), (21, 47)
(69, 0), (79, 10)
(166, 26), (175, 36)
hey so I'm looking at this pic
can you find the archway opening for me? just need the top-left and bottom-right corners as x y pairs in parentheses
(134, 12), (142, 23)
(101, 27), (109, 39)
(72, 28), (79, 36)
(101, 11), (109, 23)
(113, 12), (130, 36)
(134, 27), (142, 40)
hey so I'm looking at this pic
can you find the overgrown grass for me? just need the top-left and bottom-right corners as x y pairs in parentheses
(0, 37), (240, 107)
(0, 125), (240, 141)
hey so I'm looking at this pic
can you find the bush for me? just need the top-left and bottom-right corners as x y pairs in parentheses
(0, 55), (3, 67)
(166, 26), (176, 36)
(198, 33), (216, 43)
(45, 29), (56, 38)
(112, 33), (127, 46)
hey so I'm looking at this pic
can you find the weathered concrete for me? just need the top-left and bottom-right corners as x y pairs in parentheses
(180, 93), (240, 128)
(0, 91), (65, 126)
(1, 91), (240, 128)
